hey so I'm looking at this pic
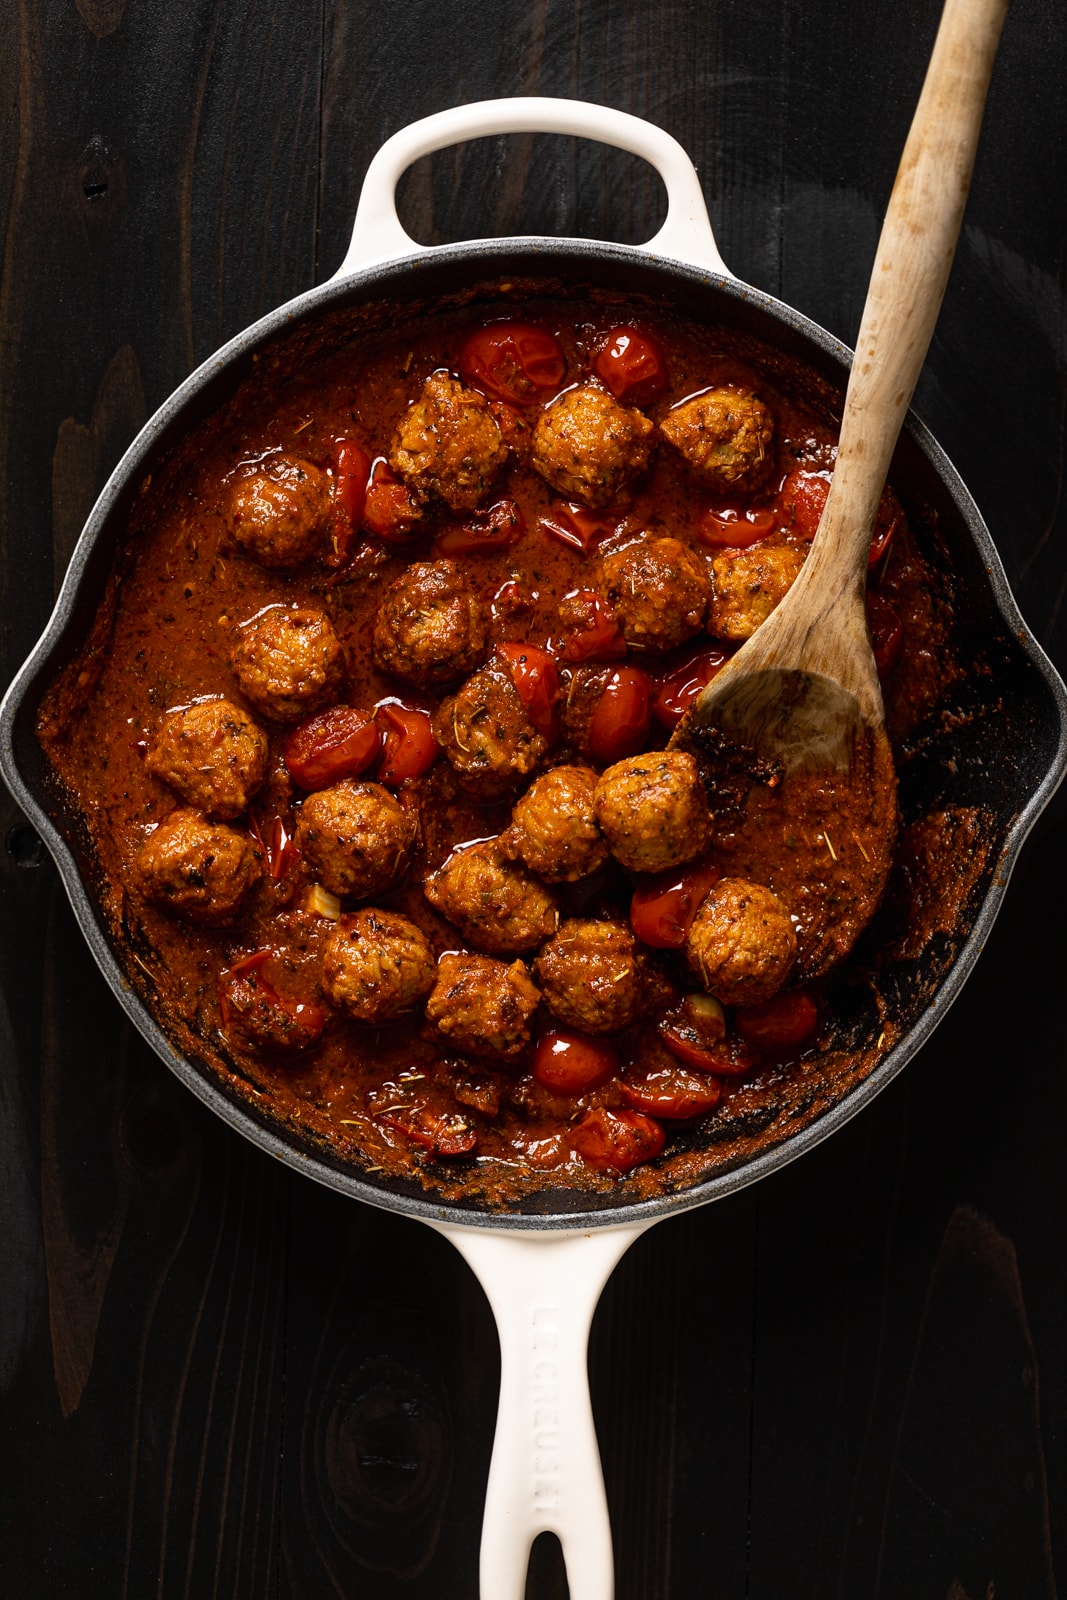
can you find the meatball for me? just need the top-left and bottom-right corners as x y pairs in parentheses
(145, 698), (268, 820)
(228, 455), (333, 567)
(230, 606), (346, 722)
(135, 808), (262, 924)
(373, 559), (488, 689)
(707, 541), (806, 640)
(425, 952), (541, 1060)
(498, 766), (608, 882)
(294, 780), (417, 900)
(686, 878), (797, 1006)
(434, 658), (548, 799)
(389, 371), (509, 511)
(660, 386), (775, 493)
(534, 919), (645, 1033)
(600, 536), (709, 652)
(322, 908), (436, 1022)
(423, 838), (559, 955)
(594, 750), (712, 873)
(531, 385), (655, 508)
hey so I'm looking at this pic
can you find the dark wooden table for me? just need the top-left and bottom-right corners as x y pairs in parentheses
(2, 2), (1065, 1595)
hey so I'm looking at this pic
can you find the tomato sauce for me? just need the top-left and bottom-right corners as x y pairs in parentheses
(37, 287), (960, 1207)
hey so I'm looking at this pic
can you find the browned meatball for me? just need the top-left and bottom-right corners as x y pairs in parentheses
(660, 386), (775, 493)
(594, 750), (712, 873)
(145, 698), (268, 820)
(534, 919), (645, 1033)
(531, 385), (655, 507)
(686, 878), (796, 1006)
(294, 780), (417, 900)
(498, 766), (608, 882)
(423, 838), (559, 955)
(373, 559), (488, 689)
(322, 908), (436, 1022)
(230, 606), (346, 722)
(228, 455), (333, 567)
(707, 542), (806, 640)
(434, 658), (548, 799)
(389, 371), (509, 511)
(135, 808), (262, 924)
(425, 952), (541, 1060)
(600, 536), (709, 652)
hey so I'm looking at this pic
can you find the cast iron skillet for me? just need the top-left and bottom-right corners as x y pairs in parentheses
(3, 100), (1066, 1598)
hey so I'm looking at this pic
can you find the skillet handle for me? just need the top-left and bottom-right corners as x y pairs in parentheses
(430, 1218), (653, 1600)
(334, 97), (729, 278)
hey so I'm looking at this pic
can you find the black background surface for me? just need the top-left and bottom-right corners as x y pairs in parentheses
(1, 2), (1065, 1595)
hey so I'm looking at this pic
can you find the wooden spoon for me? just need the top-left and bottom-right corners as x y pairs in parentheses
(673, 0), (1009, 979)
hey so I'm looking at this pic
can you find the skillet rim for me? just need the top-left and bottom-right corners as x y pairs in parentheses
(3, 236), (1066, 1232)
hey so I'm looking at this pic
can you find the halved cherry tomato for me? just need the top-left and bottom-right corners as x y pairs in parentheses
(866, 590), (904, 676)
(592, 325), (667, 406)
(362, 458), (421, 543)
(571, 1106), (666, 1172)
(735, 990), (819, 1052)
(659, 1025), (757, 1078)
(532, 1031), (617, 1095)
(561, 589), (627, 662)
(588, 666), (652, 764)
(540, 501), (619, 554)
(458, 321), (566, 405)
(496, 642), (559, 737)
(779, 466), (899, 566)
(219, 951), (326, 1054)
(652, 646), (729, 730)
(698, 506), (778, 548)
(630, 861), (722, 948)
(378, 1102), (477, 1157)
(324, 438), (372, 566)
(436, 497), (525, 556)
(620, 1064), (723, 1120)
(284, 706), (380, 790)
(375, 701), (438, 784)
(248, 812), (299, 881)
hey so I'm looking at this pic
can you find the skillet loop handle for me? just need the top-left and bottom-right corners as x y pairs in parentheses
(334, 97), (729, 278)
(430, 1220), (651, 1600)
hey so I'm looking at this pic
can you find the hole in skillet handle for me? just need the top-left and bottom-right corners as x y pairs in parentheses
(395, 132), (668, 248)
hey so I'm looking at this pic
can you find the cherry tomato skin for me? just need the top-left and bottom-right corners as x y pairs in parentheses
(496, 643), (560, 737)
(630, 861), (722, 949)
(778, 468), (831, 540)
(324, 439), (372, 565)
(571, 1106), (666, 1172)
(588, 666), (653, 764)
(592, 326), (667, 406)
(458, 322), (566, 405)
(658, 1026), (757, 1078)
(735, 990), (820, 1052)
(620, 1064), (723, 1120)
(379, 1103), (477, 1157)
(698, 507), (778, 548)
(284, 706), (381, 790)
(561, 590), (628, 662)
(866, 590), (904, 676)
(652, 646), (729, 730)
(540, 501), (619, 554)
(436, 497), (525, 556)
(219, 952), (326, 1054)
(248, 813), (299, 881)
(532, 1031), (618, 1095)
(362, 460), (421, 543)
(375, 702), (438, 784)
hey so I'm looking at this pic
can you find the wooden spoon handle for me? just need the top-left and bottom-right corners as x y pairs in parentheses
(810, 0), (1009, 581)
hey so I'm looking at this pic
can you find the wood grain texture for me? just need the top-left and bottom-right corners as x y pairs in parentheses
(2, 0), (1067, 1596)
